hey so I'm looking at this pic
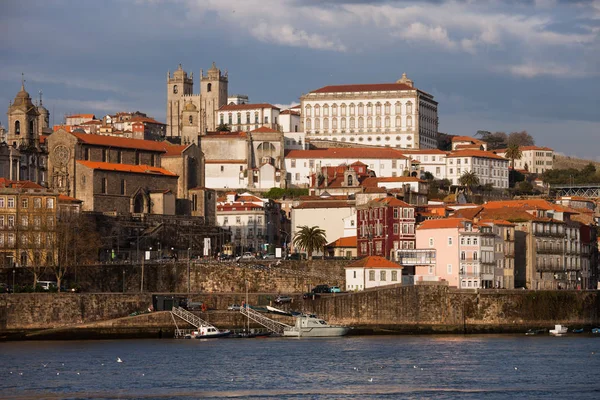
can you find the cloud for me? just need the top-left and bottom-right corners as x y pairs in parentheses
(497, 62), (598, 78)
(250, 23), (346, 52)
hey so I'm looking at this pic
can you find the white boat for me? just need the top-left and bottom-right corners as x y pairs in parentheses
(192, 325), (231, 338)
(283, 314), (350, 337)
(549, 324), (568, 336)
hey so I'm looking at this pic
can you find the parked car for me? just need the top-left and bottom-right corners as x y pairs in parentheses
(275, 295), (292, 304)
(227, 304), (241, 311)
(311, 284), (331, 294)
(36, 281), (57, 291)
(236, 252), (256, 262)
(329, 286), (342, 293)
(186, 301), (204, 311)
(302, 292), (321, 300)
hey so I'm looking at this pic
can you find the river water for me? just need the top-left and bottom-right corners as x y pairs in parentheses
(1, 335), (599, 399)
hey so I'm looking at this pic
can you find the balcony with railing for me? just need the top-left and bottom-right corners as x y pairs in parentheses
(395, 249), (436, 266)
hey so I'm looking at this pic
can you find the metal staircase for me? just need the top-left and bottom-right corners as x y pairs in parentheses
(240, 306), (291, 335)
(171, 306), (212, 329)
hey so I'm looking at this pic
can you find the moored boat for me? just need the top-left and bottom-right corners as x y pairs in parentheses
(572, 328), (584, 334)
(193, 325), (231, 338)
(549, 325), (568, 336)
(525, 329), (546, 336)
(592, 328), (600, 334)
(283, 314), (351, 338)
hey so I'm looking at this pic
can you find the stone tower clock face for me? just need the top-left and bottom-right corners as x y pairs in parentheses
(53, 145), (70, 165)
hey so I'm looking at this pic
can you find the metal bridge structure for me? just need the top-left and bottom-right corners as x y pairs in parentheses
(240, 306), (291, 335)
(549, 183), (600, 199)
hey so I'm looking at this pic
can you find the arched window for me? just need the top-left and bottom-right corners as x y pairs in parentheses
(358, 103), (364, 115)
(407, 116), (413, 127)
(15, 120), (20, 135)
(314, 104), (320, 117)
(30, 120), (34, 133)
(395, 116), (401, 127)
(358, 117), (364, 129)
(340, 103), (347, 116)
(406, 101), (413, 114)
(207, 83), (212, 92)
(314, 118), (320, 130)
(367, 103), (373, 115)
(189, 115), (193, 124)
(376, 117), (381, 128)
(347, 175), (353, 186)
(349, 103), (355, 116)
(367, 117), (373, 128)
(384, 102), (391, 115)
(350, 117), (355, 129)
(376, 102), (382, 115)
(332, 104), (338, 116)
(305, 105), (311, 117)
(306, 118), (311, 130)
(323, 104), (329, 116)
(332, 118), (337, 129)
(173, 85), (178, 94)
(323, 118), (329, 130)
(385, 116), (390, 128)
(341, 118), (346, 129)
(395, 101), (401, 114)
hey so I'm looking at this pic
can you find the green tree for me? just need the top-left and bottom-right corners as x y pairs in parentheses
(293, 225), (327, 260)
(422, 171), (434, 181)
(459, 171), (480, 194)
(216, 123), (231, 132)
(508, 131), (535, 146)
(505, 143), (523, 171)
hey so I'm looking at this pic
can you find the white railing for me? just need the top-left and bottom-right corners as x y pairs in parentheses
(240, 306), (291, 334)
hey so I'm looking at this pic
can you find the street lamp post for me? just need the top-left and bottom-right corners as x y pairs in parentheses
(187, 247), (191, 294)
(12, 268), (16, 292)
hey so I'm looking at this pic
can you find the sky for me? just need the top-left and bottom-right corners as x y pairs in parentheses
(1, 0), (599, 159)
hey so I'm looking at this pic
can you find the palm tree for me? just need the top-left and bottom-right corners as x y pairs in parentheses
(459, 171), (480, 194)
(505, 144), (522, 171)
(293, 226), (327, 260)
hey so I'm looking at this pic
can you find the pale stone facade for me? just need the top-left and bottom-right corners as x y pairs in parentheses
(445, 150), (509, 188)
(217, 103), (280, 132)
(300, 73), (438, 150)
(495, 146), (554, 174)
(166, 63), (228, 139)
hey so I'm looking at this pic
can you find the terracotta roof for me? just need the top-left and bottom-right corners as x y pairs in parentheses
(76, 160), (177, 176)
(39, 135), (48, 144)
(478, 219), (515, 227)
(399, 149), (448, 155)
(452, 207), (483, 220)
(81, 120), (103, 125)
(251, 126), (280, 133)
(310, 83), (415, 94)
(294, 200), (353, 209)
(483, 199), (579, 214)
(344, 256), (403, 269)
(0, 178), (44, 189)
(417, 218), (468, 230)
(219, 103), (279, 111)
(70, 132), (168, 152)
(370, 197), (412, 207)
(162, 144), (188, 157)
(58, 194), (82, 203)
(280, 110), (300, 116)
(129, 116), (166, 125)
(447, 150), (507, 160)
(327, 236), (357, 248)
(286, 148), (408, 160)
(454, 144), (484, 150)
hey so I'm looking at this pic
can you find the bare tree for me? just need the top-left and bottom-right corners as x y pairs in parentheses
(53, 213), (101, 291)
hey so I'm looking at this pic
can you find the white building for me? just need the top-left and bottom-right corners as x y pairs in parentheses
(216, 192), (281, 254)
(344, 256), (404, 291)
(399, 149), (448, 179)
(445, 150), (509, 188)
(227, 94), (249, 105)
(279, 109), (301, 133)
(300, 73), (438, 149)
(495, 146), (554, 174)
(290, 196), (356, 255)
(217, 103), (280, 132)
(285, 147), (410, 187)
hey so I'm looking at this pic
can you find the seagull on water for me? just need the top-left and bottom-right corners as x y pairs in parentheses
(77, 372), (80, 375)
(42, 363), (48, 368)
(117, 357), (123, 363)
(514, 367), (518, 370)
(368, 378), (373, 382)
(413, 365), (417, 369)
(57, 372), (60, 375)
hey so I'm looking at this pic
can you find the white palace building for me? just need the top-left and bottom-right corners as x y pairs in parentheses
(300, 73), (438, 150)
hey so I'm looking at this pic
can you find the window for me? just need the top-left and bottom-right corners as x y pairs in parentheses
(15, 120), (21, 135)
(220, 165), (224, 172)
(22, 198), (28, 209)
(391, 271), (398, 281)
(223, 217), (228, 224)
(102, 149), (108, 162)
(353, 271), (356, 279)
(0, 216), (3, 228)
(448, 237), (453, 246)
(84, 148), (90, 160)
(101, 178), (107, 194)
(120, 179), (126, 195)
(461, 238), (465, 245)
(447, 264), (452, 274)
(407, 101), (413, 114)
(429, 238), (434, 247)
(0, 198), (4, 208)
(461, 251), (466, 260)
(8, 197), (14, 208)
(207, 83), (212, 92)
(8, 216), (15, 228)
(34, 198), (41, 208)
(369, 270), (375, 281)
(21, 216), (28, 228)
(380, 270), (386, 281)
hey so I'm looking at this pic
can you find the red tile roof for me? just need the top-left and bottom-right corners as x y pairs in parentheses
(483, 199), (579, 214)
(81, 120), (103, 125)
(70, 132), (169, 152)
(361, 177), (423, 188)
(310, 83), (415, 94)
(280, 110), (300, 116)
(0, 178), (44, 189)
(371, 197), (411, 207)
(251, 126), (279, 133)
(417, 218), (468, 230)
(129, 116), (166, 125)
(454, 144), (484, 150)
(58, 194), (82, 203)
(446, 150), (507, 160)
(478, 219), (515, 227)
(76, 160), (177, 176)
(162, 144), (188, 157)
(294, 200), (353, 209)
(67, 113), (95, 119)
(205, 131), (248, 138)
(327, 236), (357, 248)
(344, 256), (403, 269)
(286, 148), (408, 160)
(219, 103), (279, 111)
(399, 149), (448, 155)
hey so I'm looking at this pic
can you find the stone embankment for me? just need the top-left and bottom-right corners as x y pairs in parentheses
(2, 283), (600, 340)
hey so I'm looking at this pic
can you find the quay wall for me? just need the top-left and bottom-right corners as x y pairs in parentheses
(2, 284), (600, 338)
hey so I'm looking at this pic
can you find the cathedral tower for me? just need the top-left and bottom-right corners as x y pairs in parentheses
(7, 81), (40, 148)
(166, 64), (194, 138)
(181, 101), (199, 145)
(200, 62), (228, 133)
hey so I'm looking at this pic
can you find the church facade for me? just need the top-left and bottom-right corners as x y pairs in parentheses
(166, 63), (228, 143)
